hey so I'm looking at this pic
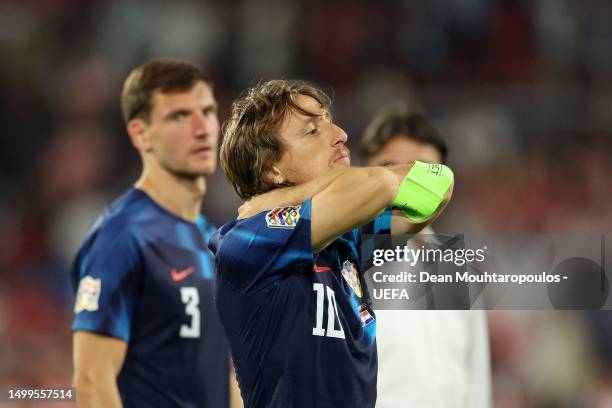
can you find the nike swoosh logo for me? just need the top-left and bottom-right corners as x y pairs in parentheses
(171, 266), (195, 282)
(313, 265), (331, 273)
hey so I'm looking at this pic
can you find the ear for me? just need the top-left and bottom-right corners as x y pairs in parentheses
(126, 118), (152, 152)
(263, 164), (286, 185)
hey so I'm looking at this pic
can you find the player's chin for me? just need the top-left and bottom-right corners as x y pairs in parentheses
(189, 158), (217, 174)
(183, 163), (216, 177)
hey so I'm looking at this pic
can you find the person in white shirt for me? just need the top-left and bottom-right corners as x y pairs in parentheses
(361, 102), (492, 408)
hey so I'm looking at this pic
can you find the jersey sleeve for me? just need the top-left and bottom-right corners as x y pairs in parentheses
(214, 200), (313, 292)
(362, 207), (392, 235)
(72, 225), (143, 341)
(354, 207), (392, 261)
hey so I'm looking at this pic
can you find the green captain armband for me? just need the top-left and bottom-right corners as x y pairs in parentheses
(391, 161), (454, 222)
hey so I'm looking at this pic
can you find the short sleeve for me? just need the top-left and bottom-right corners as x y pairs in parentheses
(362, 207), (392, 235)
(352, 207), (392, 263)
(72, 226), (143, 341)
(213, 200), (313, 292)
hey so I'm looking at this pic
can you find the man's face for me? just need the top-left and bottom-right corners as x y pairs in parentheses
(367, 135), (441, 166)
(272, 94), (350, 185)
(143, 81), (219, 177)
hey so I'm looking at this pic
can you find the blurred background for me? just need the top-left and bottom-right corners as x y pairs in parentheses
(0, 0), (611, 406)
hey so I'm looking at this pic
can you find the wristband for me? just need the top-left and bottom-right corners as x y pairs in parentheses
(391, 161), (453, 222)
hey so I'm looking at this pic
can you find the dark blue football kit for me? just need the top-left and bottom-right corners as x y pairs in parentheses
(72, 188), (229, 408)
(210, 199), (390, 407)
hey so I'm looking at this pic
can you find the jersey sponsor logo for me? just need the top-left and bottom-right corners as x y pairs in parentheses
(74, 276), (101, 313)
(266, 206), (301, 229)
(360, 309), (375, 327)
(340, 260), (362, 298)
(313, 264), (331, 273)
(171, 266), (195, 282)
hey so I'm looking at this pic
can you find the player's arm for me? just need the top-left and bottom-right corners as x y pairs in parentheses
(390, 181), (454, 235)
(238, 166), (347, 219)
(229, 364), (243, 408)
(311, 162), (453, 252)
(73, 331), (127, 408)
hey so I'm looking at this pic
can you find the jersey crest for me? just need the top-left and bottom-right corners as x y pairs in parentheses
(266, 206), (301, 229)
(340, 260), (362, 298)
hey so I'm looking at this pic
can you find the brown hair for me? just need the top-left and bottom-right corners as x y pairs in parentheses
(221, 80), (331, 199)
(361, 102), (448, 164)
(121, 58), (211, 123)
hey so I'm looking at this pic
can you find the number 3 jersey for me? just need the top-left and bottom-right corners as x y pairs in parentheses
(71, 188), (229, 408)
(209, 199), (390, 408)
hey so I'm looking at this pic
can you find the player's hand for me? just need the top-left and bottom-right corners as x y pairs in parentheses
(237, 187), (298, 219)
(238, 192), (280, 219)
(237, 200), (258, 219)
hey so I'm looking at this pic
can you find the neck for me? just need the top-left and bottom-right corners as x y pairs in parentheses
(135, 162), (206, 223)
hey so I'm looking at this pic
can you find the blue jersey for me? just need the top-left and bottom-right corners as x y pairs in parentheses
(209, 199), (390, 408)
(72, 188), (229, 408)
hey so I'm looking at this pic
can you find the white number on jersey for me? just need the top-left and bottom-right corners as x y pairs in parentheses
(312, 283), (345, 339)
(179, 287), (201, 338)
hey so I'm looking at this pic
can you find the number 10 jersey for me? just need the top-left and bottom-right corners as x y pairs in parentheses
(210, 199), (390, 408)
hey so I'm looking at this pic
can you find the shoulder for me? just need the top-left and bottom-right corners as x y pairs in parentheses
(213, 201), (310, 245)
(210, 202), (312, 266)
(80, 189), (159, 254)
(196, 214), (218, 242)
